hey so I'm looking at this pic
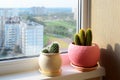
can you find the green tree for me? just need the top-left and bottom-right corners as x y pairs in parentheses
(13, 45), (22, 53)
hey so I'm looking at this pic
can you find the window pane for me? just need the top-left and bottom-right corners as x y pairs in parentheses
(0, 0), (77, 59)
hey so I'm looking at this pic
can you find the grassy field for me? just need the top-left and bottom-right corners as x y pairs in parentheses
(43, 19), (75, 51)
(45, 20), (75, 29)
(44, 34), (72, 51)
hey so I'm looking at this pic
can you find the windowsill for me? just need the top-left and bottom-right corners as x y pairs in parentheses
(0, 65), (105, 80)
(0, 54), (105, 80)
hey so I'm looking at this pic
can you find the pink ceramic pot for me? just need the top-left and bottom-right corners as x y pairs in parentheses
(68, 43), (100, 68)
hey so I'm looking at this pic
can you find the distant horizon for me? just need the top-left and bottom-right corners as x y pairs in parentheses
(0, 0), (76, 8)
(0, 7), (72, 9)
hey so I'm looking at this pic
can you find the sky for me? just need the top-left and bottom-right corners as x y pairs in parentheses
(0, 0), (77, 8)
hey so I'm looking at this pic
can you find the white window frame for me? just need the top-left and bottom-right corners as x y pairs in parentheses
(0, 0), (90, 75)
(79, 0), (91, 30)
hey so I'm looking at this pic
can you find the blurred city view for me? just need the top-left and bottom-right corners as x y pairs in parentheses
(0, 6), (76, 59)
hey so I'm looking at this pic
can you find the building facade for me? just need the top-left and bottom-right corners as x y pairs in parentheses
(4, 23), (21, 49)
(21, 22), (43, 55)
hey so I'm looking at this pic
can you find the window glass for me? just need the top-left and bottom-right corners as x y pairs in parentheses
(0, 0), (77, 59)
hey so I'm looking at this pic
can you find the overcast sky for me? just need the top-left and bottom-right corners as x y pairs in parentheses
(0, 0), (77, 8)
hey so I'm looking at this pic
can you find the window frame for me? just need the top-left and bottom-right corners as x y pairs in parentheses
(0, 0), (90, 75)
(80, 0), (91, 29)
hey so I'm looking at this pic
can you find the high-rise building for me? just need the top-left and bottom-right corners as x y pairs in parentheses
(0, 16), (5, 49)
(0, 9), (20, 50)
(21, 22), (43, 55)
(4, 23), (21, 49)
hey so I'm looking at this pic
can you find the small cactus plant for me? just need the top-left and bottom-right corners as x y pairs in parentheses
(42, 48), (49, 53)
(42, 42), (59, 54)
(74, 28), (92, 46)
(49, 42), (59, 53)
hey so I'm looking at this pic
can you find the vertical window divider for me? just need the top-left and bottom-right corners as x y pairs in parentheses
(77, 0), (82, 33)
(80, 0), (91, 30)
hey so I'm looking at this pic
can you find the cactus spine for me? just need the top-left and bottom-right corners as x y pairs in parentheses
(74, 28), (92, 46)
(85, 28), (92, 46)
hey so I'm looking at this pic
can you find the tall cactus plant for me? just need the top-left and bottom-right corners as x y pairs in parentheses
(78, 29), (86, 45)
(74, 34), (81, 45)
(85, 28), (92, 46)
(74, 28), (92, 46)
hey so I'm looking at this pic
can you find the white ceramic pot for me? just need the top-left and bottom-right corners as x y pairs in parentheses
(39, 53), (62, 77)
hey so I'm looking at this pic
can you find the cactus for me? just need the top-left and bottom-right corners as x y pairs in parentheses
(49, 42), (59, 53)
(85, 28), (92, 46)
(41, 42), (59, 54)
(74, 28), (92, 46)
(78, 29), (86, 45)
(74, 34), (81, 45)
(42, 48), (49, 53)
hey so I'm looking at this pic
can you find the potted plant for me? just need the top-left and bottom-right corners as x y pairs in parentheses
(39, 42), (62, 77)
(68, 28), (100, 72)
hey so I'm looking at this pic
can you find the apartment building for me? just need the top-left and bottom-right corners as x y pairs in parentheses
(21, 22), (43, 55)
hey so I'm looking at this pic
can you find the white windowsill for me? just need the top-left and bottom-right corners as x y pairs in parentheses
(0, 65), (105, 80)
(0, 57), (39, 75)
